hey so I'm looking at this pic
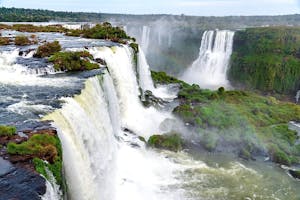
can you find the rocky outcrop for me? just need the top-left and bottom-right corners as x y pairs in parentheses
(0, 166), (46, 200)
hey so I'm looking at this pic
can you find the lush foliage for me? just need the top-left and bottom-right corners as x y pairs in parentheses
(152, 71), (300, 165)
(48, 51), (99, 71)
(67, 22), (132, 43)
(0, 125), (16, 136)
(148, 133), (183, 152)
(34, 41), (61, 58)
(7, 133), (63, 185)
(229, 27), (300, 95)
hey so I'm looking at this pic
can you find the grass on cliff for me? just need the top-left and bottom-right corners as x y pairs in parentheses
(152, 71), (300, 165)
(0, 125), (16, 136)
(229, 27), (300, 95)
(7, 134), (63, 185)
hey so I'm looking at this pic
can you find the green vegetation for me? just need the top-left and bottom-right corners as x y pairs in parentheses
(0, 37), (10, 45)
(151, 71), (188, 87)
(34, 41), (61, 58)
(48, 51), (99, 72)
(0, 125), (16, 136)
(67, 22), (132, 43)
(229, 27), (300, 95)
(7, 133), (63, 185)
(14, 35), (31, 46)
(152, 71), (300, 165)
(148, 133), (183, 152)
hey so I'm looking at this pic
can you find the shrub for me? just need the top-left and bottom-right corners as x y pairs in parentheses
(34, 41), (61, 58)
(0, 125), (16, 136)
(0, 37), (10, 45)
(14, 35), (31, 45)
(48, 51), (99, 71)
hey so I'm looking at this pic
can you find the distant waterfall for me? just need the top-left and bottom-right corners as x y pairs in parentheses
(181, 30), (235, 90)
(296, 90), (300, 103)
(137, 48), (155, 92)
(141, 26), (151, 54)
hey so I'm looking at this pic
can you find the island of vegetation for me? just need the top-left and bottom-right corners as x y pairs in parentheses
(151, 71), (300, 166)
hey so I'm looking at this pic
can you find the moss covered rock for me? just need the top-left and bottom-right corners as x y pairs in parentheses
(148, 133), (183, 152)
(7, 133), (63, 186)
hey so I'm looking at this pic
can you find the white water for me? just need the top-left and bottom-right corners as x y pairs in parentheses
(296, 90), (300, 103)
(0, 49), (76, 86)
(137, 48), (155, 92)
(89, 45), (173, 138)
(44, 44), (187, 200)
(42, 168), (62, 200)
(45, 77), (117, 200)
(137, 47), (178, 100)
(181, 30), (235, 90)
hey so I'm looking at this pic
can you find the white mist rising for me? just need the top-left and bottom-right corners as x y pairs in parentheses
(181, 30), (235, 90)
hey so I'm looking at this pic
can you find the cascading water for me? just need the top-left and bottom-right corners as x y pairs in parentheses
(137, 48), (155, 92)
(141, 26), (150, 54)
(137, 47), (178, 99)
(181, 30), (235, 90)
(45, 77), (117, 200)
(296, 90), (300, 103)
(89, 45), (172, 138)
(42, 44), (300, 200)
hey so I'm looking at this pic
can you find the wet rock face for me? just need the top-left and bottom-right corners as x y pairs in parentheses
(0, 166), (46, 200)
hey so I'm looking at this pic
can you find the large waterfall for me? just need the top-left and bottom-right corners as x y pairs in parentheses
(44, 45), (184, 200)
(181, 30), (234, 90)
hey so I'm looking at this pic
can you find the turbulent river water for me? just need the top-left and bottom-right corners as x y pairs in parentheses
(0, 28), (299, 200)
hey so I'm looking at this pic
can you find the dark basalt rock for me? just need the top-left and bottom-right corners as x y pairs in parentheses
(140, 90), (167, 108)
(0, 166), (46, 200)
(289, 169), (300, 180)
(94, 58), (107, 66)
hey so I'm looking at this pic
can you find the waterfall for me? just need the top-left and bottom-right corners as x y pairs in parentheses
(89, 45), (172, 138)
(181, 30), (235, 90)
(296, 90), (300, 103)
(141, 26), (150, 54)
(137, 47), (178, 100)
(42, 169), (62, 200)
(45, 77), (117, 200)
(137, 48), (155, 92)
(44, 44), (185, 200)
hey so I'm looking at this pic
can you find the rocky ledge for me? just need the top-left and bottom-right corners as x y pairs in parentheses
(0, 122), (62, 199)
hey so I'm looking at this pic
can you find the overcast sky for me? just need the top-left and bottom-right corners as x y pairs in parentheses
(1, 0), (300, 16)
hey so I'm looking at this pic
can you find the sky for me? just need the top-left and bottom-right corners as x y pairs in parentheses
(1, 0), (300, 16)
